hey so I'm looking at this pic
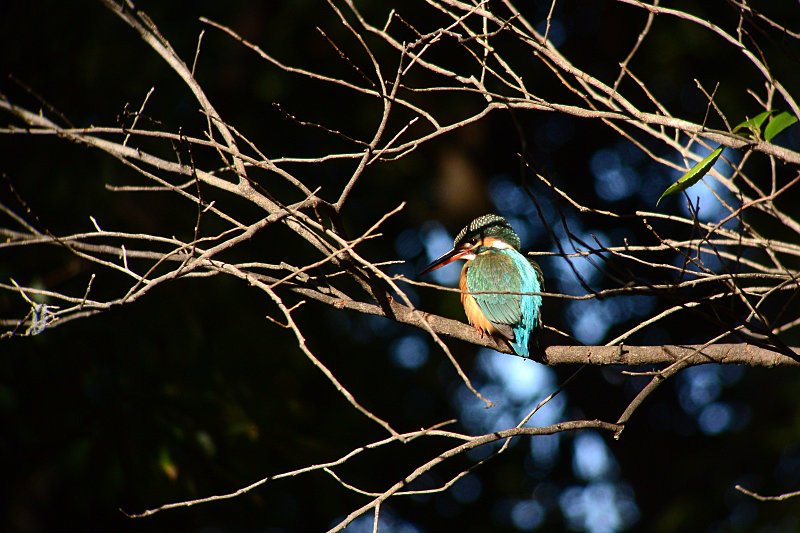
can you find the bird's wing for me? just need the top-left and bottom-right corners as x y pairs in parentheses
(528, 258), (544, 327)
(466, 252), (524, 331)
(529, 258), (544, 292)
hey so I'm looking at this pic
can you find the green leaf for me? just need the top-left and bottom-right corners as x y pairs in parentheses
(657, 146), (724, 206)
(732, 110), (772, 138)
(764, 111), (798, 142)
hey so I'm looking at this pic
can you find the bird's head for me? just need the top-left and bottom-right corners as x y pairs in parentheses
(421, 214), (521, 274)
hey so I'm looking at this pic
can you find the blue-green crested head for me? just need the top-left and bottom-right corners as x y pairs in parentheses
(454, 214), (521, 251)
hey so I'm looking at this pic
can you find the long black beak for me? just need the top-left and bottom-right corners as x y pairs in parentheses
(420, 247), (469, 274)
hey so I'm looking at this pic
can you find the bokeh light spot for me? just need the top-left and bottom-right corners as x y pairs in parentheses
(572, 431), (618, 481)
(511, 499), (545, 530)
(389, 335), (429, 370)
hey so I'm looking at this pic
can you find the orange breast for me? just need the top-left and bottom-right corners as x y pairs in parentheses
(459, 263), (499, 336)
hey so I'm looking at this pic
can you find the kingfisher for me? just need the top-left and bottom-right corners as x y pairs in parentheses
(422, 214), (544, 359)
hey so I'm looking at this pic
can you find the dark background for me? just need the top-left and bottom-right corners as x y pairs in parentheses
(2, 1), (800, 531)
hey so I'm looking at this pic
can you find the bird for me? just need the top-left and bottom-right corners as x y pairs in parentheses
(421, 214), (544, 359)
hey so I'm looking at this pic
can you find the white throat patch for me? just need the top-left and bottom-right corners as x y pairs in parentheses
(488, 239), (513, 250)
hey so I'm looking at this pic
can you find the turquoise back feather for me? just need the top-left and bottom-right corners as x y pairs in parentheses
(465, 248), (542, 357)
